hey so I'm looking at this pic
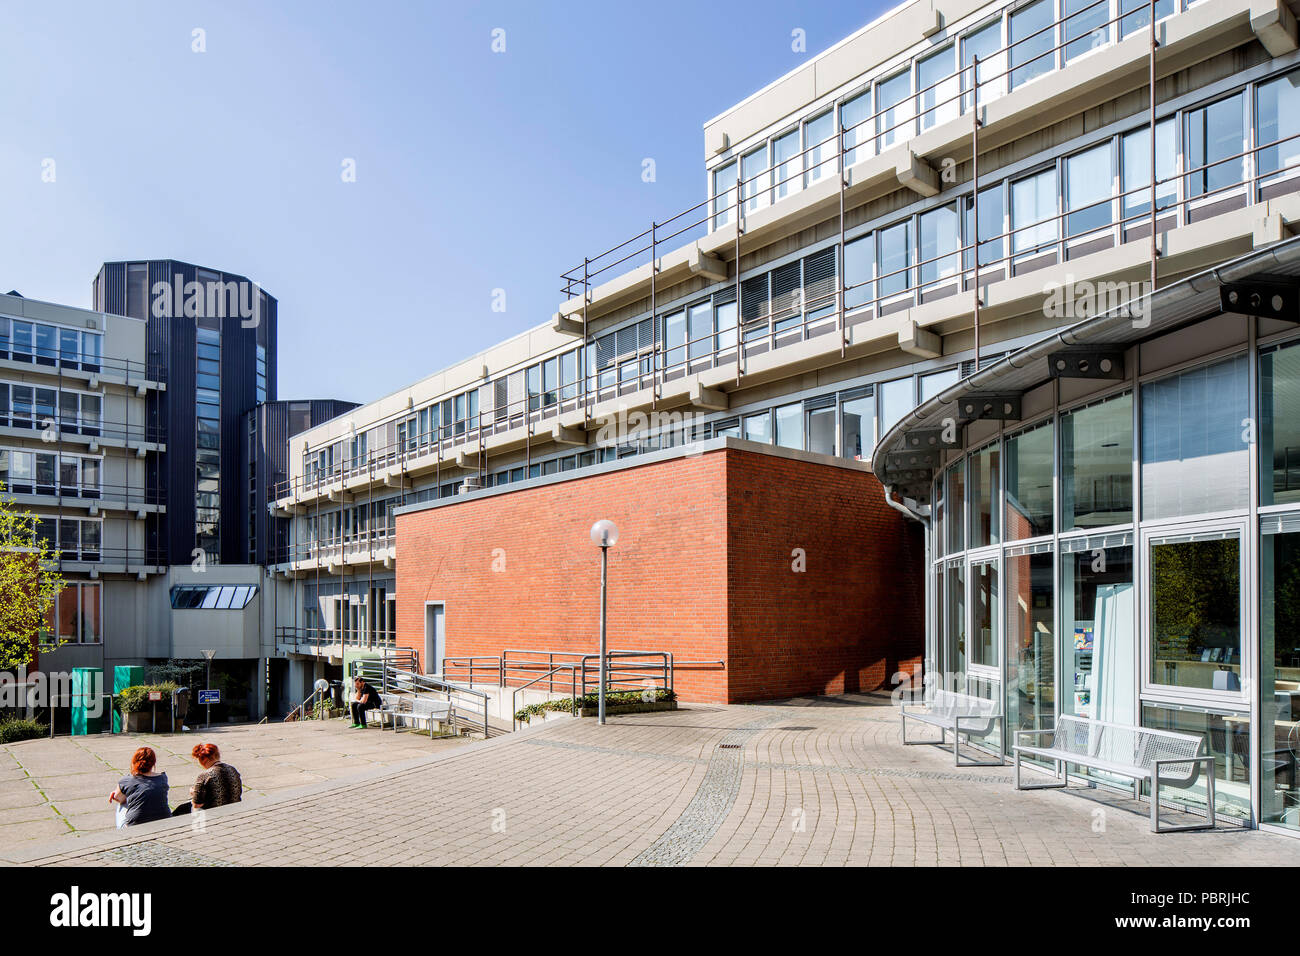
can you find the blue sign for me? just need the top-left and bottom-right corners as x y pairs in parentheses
(198, 689), (221, 704)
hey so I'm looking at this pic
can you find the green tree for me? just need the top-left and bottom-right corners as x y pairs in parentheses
(0, 483), (65, 670)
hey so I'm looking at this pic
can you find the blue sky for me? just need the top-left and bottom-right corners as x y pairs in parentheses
(0, 1), (885, 402)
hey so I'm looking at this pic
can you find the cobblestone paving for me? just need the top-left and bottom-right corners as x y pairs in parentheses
(11, 696), (1300, 867)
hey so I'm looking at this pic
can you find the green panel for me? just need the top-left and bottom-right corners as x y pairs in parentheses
(71, 668), (104, 736)
(112, 666), (145, 732)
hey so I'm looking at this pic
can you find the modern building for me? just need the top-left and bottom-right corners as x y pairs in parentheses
(271, 0), (1300, 813)
(94, 259), (278, 566)
(0, 289), (165, 677)
(873, 239), (1300, 835)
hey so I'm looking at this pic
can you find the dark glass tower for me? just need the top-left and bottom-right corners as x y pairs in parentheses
(93, 260), (277, 565)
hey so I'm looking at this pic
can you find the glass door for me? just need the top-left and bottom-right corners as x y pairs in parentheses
(1005, 542), (1056, 752)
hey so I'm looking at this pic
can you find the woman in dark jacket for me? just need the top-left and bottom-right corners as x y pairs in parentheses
(108, 746), (170, 827)
(172, 742), (242, 815)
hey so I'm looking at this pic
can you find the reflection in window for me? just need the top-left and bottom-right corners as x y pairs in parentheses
(918, 204), (960, 292)
(1009, 0), (1054, 89)
(1150, 533), (1241, 691)
(1261, 523), (1300, 830)
(1142, 703), (1250, 820)
(1063, 0), (1108, 63)
(1062, 540), (1135, 725)
(1005, 421), (1054, 539)
(878, 221), (912, 298)
(1262, 341), (1300, 506)
(1141, 355), (1249, 520)
(844, 234), (875, 311)
(962, 19), (1003, 110)
(1065, 143), (1113, 239)
(804, 110), (835, 186)
(1257, 69), (1300, 193)
(1061, 391), (1133, 530)
(840, 90), (872, 168)
(1121, 119), (1177, 230)
(712, 162), (737, 229)
(841, 395), (873, 461)
(878, 377), (914, 435)
(944, 462), (965, 555)
(1185, 94), (1245, 201)
(917, 46), (958, 131)
(972, 561), (998, 669)
(775, 403), (803, 450)
(1011, 168), (1058, 259)
(969, 442), (1000, 549)
(807, 405), (835, 456)
(1006, 548), (1055, 744)
(743, 411), (771, 444)
(876, 71), (912, 151)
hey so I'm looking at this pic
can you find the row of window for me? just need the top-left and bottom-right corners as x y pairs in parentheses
(0, 316), (104, 372)
(169, 584), (258, 610)
(29, 515), (104, 562)
(935, 337), (1300, 558)
(196, 324), (221, 559)
(0, 448), (102, 498)
(840, 67), (1300, 311)
(0, 382), (103, 435)
(710, 0), (1182, 226)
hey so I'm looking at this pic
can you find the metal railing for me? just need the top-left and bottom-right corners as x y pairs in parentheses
(0, 345), (164, 384)
(275, 626), (398, 656)
(348, 658), (490, 739)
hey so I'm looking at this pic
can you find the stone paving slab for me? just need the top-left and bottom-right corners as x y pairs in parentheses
(7, 695), (1300, 867)
(0, 719), (470, 845)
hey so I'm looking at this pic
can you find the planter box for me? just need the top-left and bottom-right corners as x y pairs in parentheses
(121, 711), (183, 733)
(577, 700), (677, 718)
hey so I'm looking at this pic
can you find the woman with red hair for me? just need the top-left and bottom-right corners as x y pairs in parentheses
(172, 743), (242, 815)
(108, 746), (170, 827)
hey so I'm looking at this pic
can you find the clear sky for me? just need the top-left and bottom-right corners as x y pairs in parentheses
(0, 0), (888, 403)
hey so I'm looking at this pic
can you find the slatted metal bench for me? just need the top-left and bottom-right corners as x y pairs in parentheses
(379, 696), (456, 738)
(1014, 715), (1216, 833)
(900, 688), (1004, 766)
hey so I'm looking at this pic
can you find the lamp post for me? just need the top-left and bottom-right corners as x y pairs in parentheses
(201, 649), (216, 729)
(589, 520), (619, 725)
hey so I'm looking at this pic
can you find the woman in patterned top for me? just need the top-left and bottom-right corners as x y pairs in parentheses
(171, 743), (242, 815)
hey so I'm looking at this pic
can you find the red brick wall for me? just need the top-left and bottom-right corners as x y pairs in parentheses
(395, 452), (732, 701)
(724, 449), (923, 701)
(395, 445), (923, 704)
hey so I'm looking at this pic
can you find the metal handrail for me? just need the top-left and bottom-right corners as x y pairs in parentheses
(511, 665), (579, 731)
(352, 662), (491, 739)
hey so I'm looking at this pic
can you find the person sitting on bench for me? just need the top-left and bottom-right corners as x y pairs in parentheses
(349, 676), (383, 728)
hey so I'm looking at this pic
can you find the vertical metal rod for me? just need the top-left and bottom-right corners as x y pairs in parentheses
(734, 180), (743, 388)
(650, 221), (658, 406)
(598, 544), (608, 725)
(972, 54), (981, 373)
(582, 257), (590, 427)
(838, 117), (847, 359)
(1149, 0), (1158, 302)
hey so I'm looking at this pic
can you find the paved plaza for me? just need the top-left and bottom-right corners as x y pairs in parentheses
(5, 695), (1299, 866)
(0, 719), (469, 846)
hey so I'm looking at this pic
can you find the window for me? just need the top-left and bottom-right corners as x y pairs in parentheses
(1005, 546), (1056, 738)
(1061, 392), (1133, 530)
(962, 19), (1004, 109)
(876, 71), (912, 150)
(170, 584), (259, 610)
(1005, 420), (1054, 539)
(1063, 0), (1108, 63)
(1141, 355), (1249, 519)
(1011, 168), (1058, 260)
(743, 411), (771, 444)
(878, 377), (914, 434)
(919, 367), (958, 402)
(944, 462), (965, 554)
(918, 204), (960, 292)
(712, 161), (737, 229)
(1262, 341), (1300, 506)
(1256, 69), (1300, 196)
(878, 220), (912, 299)
(1064, 142), (1113, 239)
(840, 90), (872, 167)
(664, 310), (686, 371)
(844, 234), (875, 311)
(917, 45), (958, 131)
(715, 297), (738, 352)
(963, 182), (1005, 277)
(775, 403), (803, 450)
(1010, 0), (1054, 89)
(841, 394), (873, 460)
(1149, 531), (1242, 692)
(1185, 93), (1245, 202)
(804, 110), (835, 186)
(1120, 0), (1174, 38)
(741, 146), (768, 214)
(807, 404), (836, 455)
(688, 301), (713, 360)
(772, 128), (800, 201)
(969, 442), (1000, 548)
(1120, 119), (1177, 232)
(1062, 537), (1135, 724)
(971, 559), (998, 669)
(1261, 520), (1300, 830)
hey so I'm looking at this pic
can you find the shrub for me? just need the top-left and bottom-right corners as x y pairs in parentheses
(115, 682), (180, 714)
(515, 688), (675, 724)
(0, 717), (47, 744)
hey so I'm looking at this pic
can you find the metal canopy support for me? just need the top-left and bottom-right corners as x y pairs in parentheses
(956, 394), (1022, 421)
(1220, 279), (1300, 321)
(904, 426), (964, 450)
(1046, 349), (1127, 379)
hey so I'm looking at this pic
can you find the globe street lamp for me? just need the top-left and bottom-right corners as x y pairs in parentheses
(589, 519), (619, 725)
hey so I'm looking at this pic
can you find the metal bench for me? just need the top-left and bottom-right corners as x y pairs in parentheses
(900, 688), (1004, 766)
(1014, 715), (1216, 833)
(379, 696), (455, 738)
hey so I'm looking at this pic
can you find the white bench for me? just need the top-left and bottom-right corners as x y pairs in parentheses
(1014, 715), (1216, 833)
(900, 689), (1004, 767)
(379, 696), (455, 738)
